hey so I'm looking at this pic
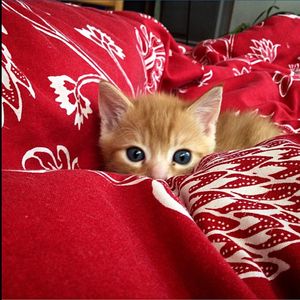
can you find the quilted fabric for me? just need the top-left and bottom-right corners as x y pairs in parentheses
(2, 0), (300, 298)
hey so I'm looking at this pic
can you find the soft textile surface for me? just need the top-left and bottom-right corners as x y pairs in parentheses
(2, 0), (300, 298)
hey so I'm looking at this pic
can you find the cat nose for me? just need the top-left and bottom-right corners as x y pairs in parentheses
(149, 165), (168, 180)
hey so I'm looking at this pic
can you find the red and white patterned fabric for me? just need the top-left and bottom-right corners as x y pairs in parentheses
(2, 0), (300, 298)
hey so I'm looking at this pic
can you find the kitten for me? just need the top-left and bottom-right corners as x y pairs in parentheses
(98, 81), (282, 179)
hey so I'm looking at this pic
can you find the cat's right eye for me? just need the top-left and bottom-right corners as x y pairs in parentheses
(126, 147), (145, 162)
(173, 149), (191, 165)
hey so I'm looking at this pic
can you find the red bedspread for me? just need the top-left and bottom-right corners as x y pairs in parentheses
(2, 0), (300, 298)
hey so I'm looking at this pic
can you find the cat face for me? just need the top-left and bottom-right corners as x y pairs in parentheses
(98, 81), (222, 179)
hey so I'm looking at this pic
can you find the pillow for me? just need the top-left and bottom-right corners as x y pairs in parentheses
(167, 134), (300, 297)
(2, 0), (188, 169)
(2, 0), (300, 172)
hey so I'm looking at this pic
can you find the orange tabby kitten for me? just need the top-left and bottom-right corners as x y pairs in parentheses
(98, 81), (282, 179)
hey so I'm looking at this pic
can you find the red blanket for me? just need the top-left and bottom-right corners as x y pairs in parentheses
(2, 0), (300, 298)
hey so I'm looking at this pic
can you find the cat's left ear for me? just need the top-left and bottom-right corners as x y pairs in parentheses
(98, 81), (133, 132)
(187, 85), (223, 137)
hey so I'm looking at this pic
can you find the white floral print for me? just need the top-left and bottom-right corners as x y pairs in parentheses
(48, 74), (100, 129)
(135, 25), (166, 93)
(2, 25), (35, 127)
(273, 63), (300, 97)
(75, 25), (135, 95)
(22, 145), (79, 171)
(247, 38), (280, 63)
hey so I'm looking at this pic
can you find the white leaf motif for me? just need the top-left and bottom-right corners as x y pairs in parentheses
(22, 145), (79, 171)
(48, 74), (100, 129)
(2, 1), (113, 86)
(135, 25), (166, 93)
(75, 25), (125, 59)
(2, 25), (35, 127)
(75, 25), (135, 95)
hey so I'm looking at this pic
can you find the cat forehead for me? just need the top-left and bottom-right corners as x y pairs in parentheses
(118, 95), (203, 147)
(126, 94), (190, 127)
(131, 93), (187, 110)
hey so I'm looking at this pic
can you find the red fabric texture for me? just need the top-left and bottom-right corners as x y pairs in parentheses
(2, 0), (300, 298)
(3, 170), (257, 299)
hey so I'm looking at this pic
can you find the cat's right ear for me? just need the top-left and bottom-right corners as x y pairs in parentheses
(187, 85), (223, 138)
(98, 81), (133, 132)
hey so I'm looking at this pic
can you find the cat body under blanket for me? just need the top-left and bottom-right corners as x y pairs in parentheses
(98, 81), (282, 179)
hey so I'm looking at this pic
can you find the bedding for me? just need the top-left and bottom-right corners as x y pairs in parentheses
(2, 0), (300, 298)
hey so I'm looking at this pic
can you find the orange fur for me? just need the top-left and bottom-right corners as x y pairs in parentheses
(98, 82), (282, 179)
(216, 111), (282, 151)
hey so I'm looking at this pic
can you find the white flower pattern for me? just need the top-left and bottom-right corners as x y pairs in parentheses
(247, 38), (280, 63)
(193, 35), (235, 65)
(76, 25), (125, 59)
(2, 25), (35, 127)
(48, 74), (100, 129)
(273, 63), (300, 97)
(75, 25), (135, 96)
(135, 25), (166, 93)
(22, 145), (79, 171)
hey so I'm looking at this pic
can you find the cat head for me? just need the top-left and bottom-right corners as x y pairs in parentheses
(98, 81), (222, 179)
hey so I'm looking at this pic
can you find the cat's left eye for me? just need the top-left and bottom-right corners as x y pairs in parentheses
(173, 149), (191, 165)
(126, 147), (145, 162)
